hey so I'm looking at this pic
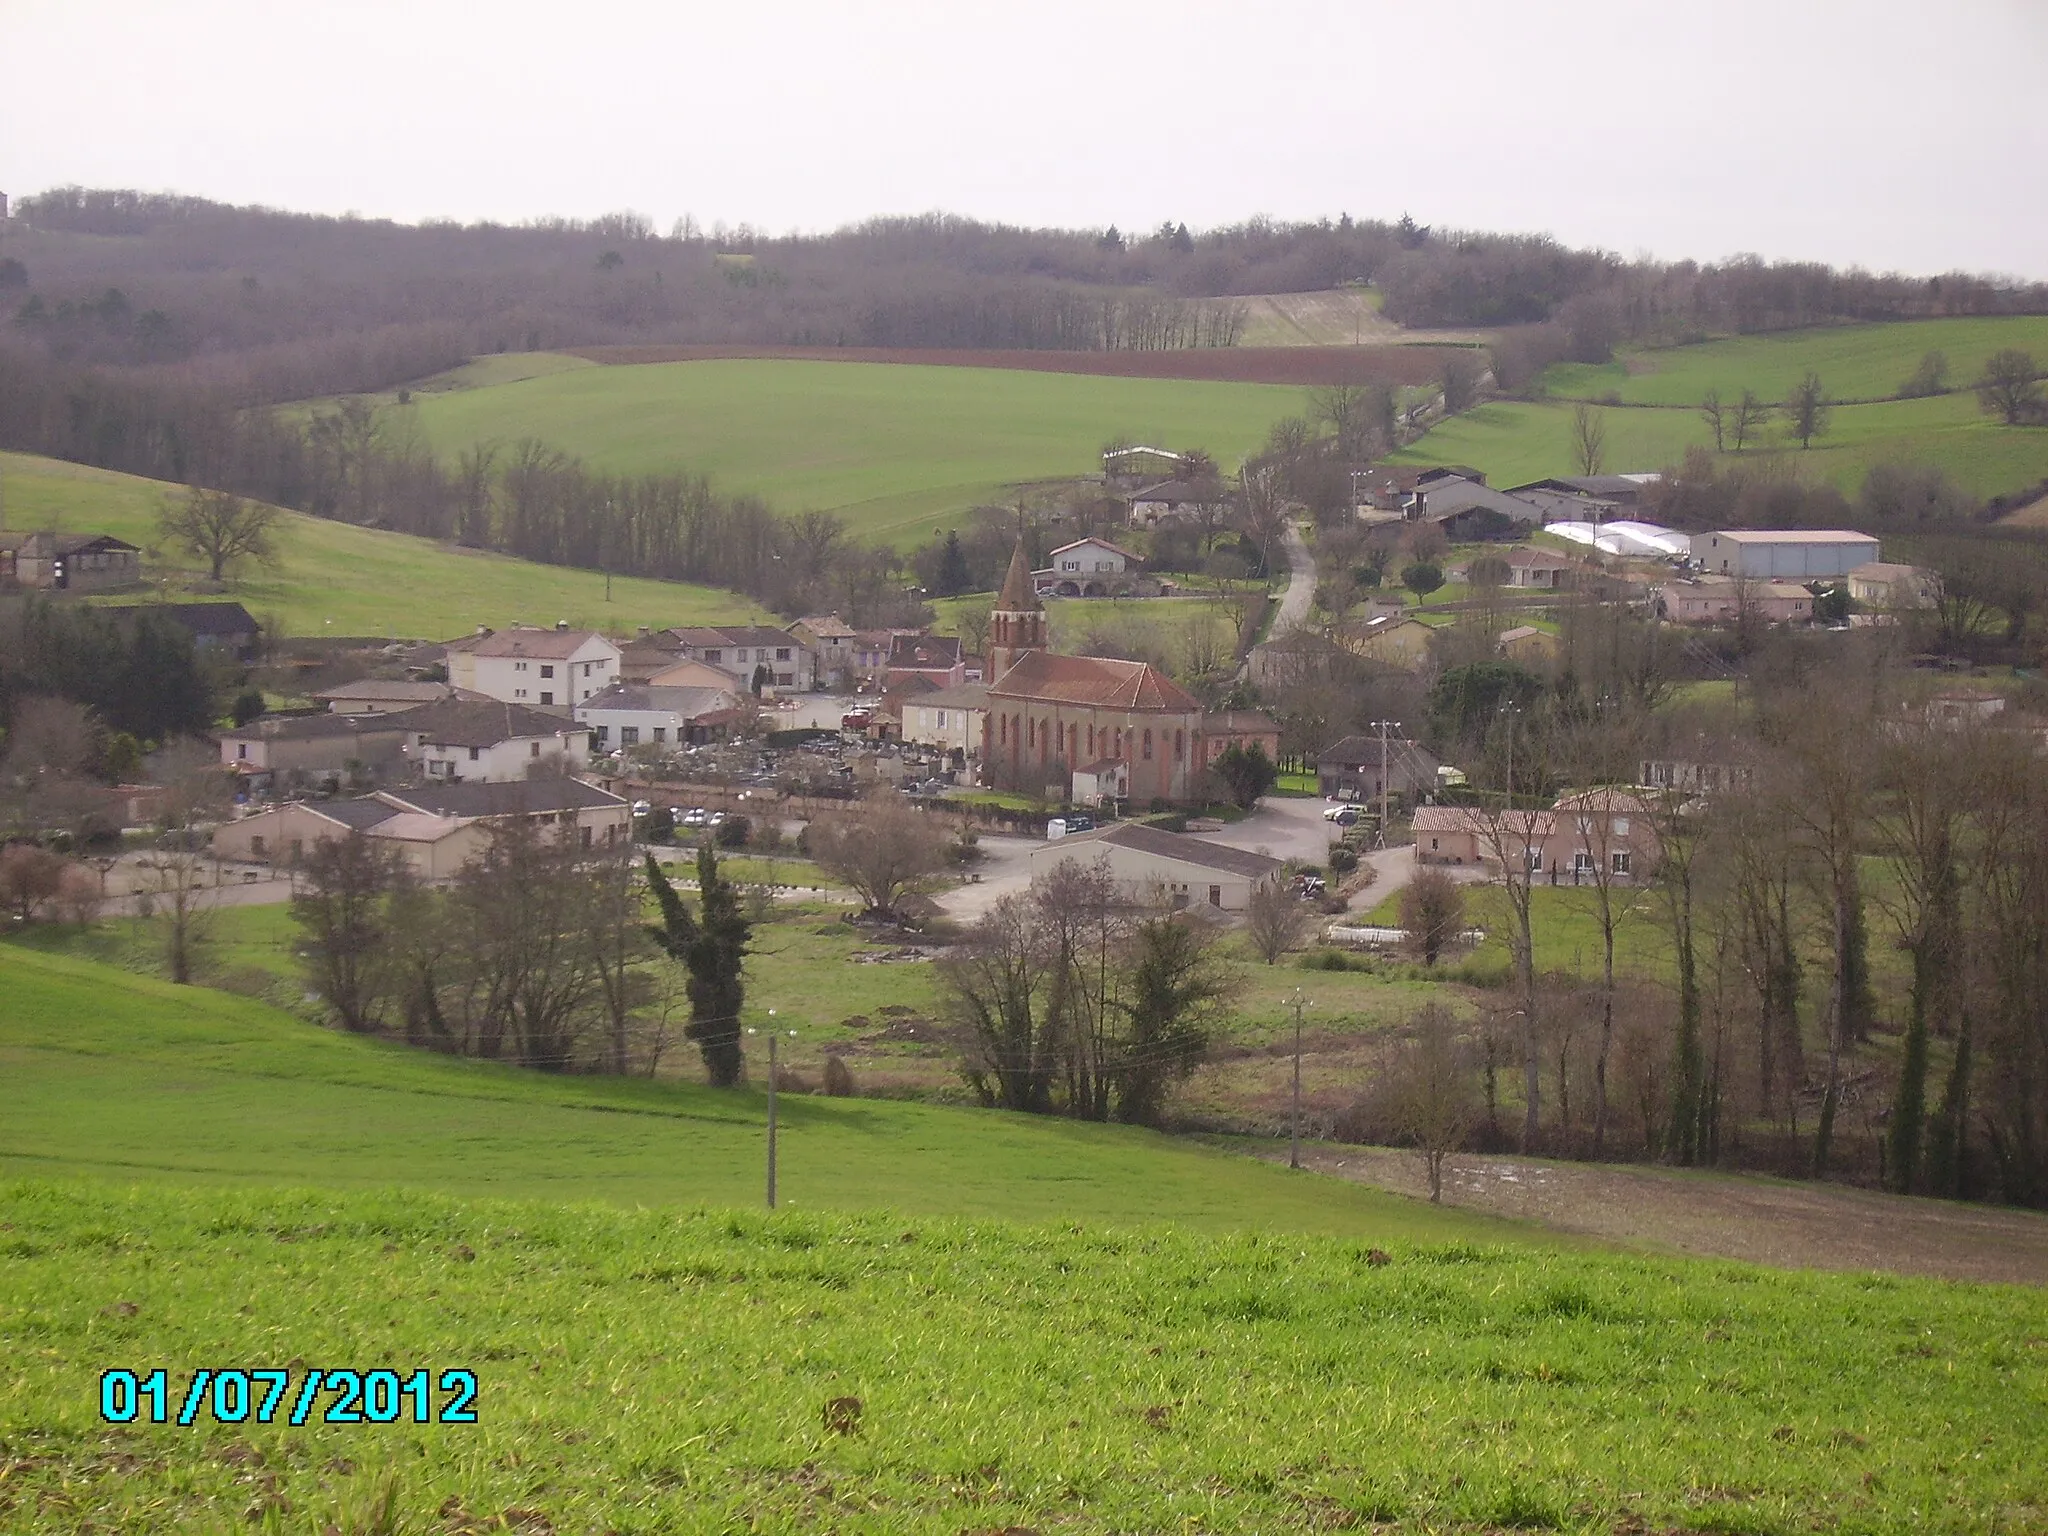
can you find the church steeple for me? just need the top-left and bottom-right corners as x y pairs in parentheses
(987, 536), (1046, 683)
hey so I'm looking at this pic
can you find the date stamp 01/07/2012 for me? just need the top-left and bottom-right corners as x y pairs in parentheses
(98, 1368), (478, 1427)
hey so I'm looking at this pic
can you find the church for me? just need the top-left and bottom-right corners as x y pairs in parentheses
(981, 541), (1277, 806)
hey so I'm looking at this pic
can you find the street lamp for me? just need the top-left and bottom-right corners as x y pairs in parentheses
(746, 1010), (798, 1209)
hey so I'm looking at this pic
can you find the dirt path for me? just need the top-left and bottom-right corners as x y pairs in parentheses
(1257, 1145), (2048, 1287)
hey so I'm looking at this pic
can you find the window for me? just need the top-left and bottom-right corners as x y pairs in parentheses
(515, 661), (528, 672)
(1028, 718), (1035, 747)
(776, 648), (791, 661)
(539, 692), (553, 706)
(1429, 837), (1440, 852)
(705, 649), (723, 663)
(1208, 885), (1222, 907)
(936, 711), (947, 728)
(582, 662), (592, 677)
(237, 743), (248, 760)
(621, 726), (640, 746)
(1142, 730), (1153, 760)
(469, 747), (481, 761)
(1612, 851), (1633, 875)
(653, 727), (667, 743)
(540, 665), (555, 678)
(1612, 817), (1630, 837)
(580, 826), (593, 848)
(250, 835), (266, 857)
(1526, 847), (1544, 871)
(775, 673), (793, 687)
(1573, 852), (1595, 874)
(596, 725), (610, 744)
(1174, 729), (1184, 761)
(515, 688), (527, 699)
(531, 741), (542, 757)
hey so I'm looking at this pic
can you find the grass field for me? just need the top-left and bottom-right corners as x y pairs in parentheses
(1395, 317), (2048, 500)
(395, 359), (1311, 547)
(0, 451), (768, 640)
(5, 944), (2047, 1533)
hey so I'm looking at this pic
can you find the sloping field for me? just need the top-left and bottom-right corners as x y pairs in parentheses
(402, 358), (1318, 546)
(1545, 316), (2048, 406)
(0, 946), (1492, 1237)
(5, 946), (2048, 1532)
(1393, 388), (2048, 498)
(558, 341), (1459, 385)
(0, 450), (766, 639)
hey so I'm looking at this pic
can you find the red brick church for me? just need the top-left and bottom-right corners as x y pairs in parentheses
(982, 541), (1277, 805)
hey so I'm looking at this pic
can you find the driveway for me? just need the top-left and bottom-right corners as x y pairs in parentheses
(1272, 520), (1316, 634)
(934, 833), (1039, 922)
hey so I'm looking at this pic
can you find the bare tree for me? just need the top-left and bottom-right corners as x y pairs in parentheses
(1113, 914), (1229, 1126)
(157, 486), (282, 582)
(1784, 371), (1832, 449)
(1561, 780), (1648, 1156)
(1439, 352), (1483, 414)
(1381, 1004), (1480, 1202)
(1728, 390), (1772, 452)
(1700, 389), (1726, 452)
(292, 831), (410, 1033)
(1465, 712), (1551, 1151)
(946, 892), (1057, 1112)
(1570, 402), (1608, 475)
(954, 597), (994, 658)
(1975, 348), (2041, 425)
(0, 844), (67, 921)
(1245, 872), (1313, 964)
(806, 796), (950, 920)
(1398, 867), (1465, 967)
(131, 844), (218, 984)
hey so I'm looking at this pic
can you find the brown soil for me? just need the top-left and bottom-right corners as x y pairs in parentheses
(561, 343), (1464, 387)
(1260, 1145), (2048, 1287)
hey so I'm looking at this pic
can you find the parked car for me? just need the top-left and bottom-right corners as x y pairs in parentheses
(1322, 805), (1360, 825)
(630, 800), (652, 818)
(1063, 812), (1096, 832)
(679, 807), (712, 829)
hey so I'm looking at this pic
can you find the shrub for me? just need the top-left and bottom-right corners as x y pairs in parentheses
(645, 805), (675, 844)
(715, 814), (751, 849)
(823, 1055), (857, 1097)
(1327, 846), (1359, 876)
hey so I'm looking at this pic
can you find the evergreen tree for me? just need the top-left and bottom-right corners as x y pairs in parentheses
(646, 848), (752, 1086)
(935, 531), (973, 597)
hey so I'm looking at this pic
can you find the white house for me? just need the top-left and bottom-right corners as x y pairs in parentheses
(394, 699), (592, 783)
(1033, 537), (1151, 598)
(575, 683), (743, 753)
(445, 624), (623, 709)
(898, 683), (989, 766)
(1028, 822), (1282, 913)
(1689, 529), (1880, 580)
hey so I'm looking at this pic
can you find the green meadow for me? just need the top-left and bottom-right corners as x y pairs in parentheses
(1395, 318), (2048, 499)
(0, 450), (767, 640)
(396, 358), (1311, 546)
(4, 945), (2047, 1533)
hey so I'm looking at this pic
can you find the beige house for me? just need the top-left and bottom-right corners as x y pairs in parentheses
(219, 713), (413, 789)
(445, 625), (623, 709)
(1338, 613), (1436, 671)
(313, 680), (472, 715)
(1496, 625), (1560, 665)
(899, 683), (989, 765)
(1029, 823), (1282, 912)
(1847, 561), (1936, 612)
(213, 779), (631, 882)
(1656, 576), (1814, 625)
(792, 615), (859, 688)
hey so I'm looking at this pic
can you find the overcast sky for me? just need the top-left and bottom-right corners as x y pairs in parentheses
(5, 0), (2045, 278)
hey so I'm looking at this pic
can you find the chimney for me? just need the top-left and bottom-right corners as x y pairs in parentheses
(637, 625), (651, 638)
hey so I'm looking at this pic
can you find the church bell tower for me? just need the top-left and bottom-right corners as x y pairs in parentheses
(986, 537), (1046, 683)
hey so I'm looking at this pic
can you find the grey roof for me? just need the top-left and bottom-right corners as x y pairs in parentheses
(1320, 734), (1439, 773)
(908, 683), (991, 710)
(225, 712), (411, 744)
(1050, 821), (1283, 879)
(314, 798), (409, 831)
(888, 633), (963, 669)
(1416, 480), (1544, 524)
(379, 779), (626, 819)
(670, 625), (799, 648)
(0, 530), (139, 555)
(314, 680), (460, 705)
(575, 683), (738, 718)
(394, 699), (584, 748)
(1512, 474), (1653, 499)
(1129, 478), (1226, 504)
(109, 601), (257, 636)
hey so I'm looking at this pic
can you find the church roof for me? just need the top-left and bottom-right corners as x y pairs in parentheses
(987, 650), (1200, 713)
(995, 539), (1041, 613)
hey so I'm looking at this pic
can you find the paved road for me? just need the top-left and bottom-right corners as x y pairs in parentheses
(1272, 520), (1316, 635)
(933, 833), (1039, 922)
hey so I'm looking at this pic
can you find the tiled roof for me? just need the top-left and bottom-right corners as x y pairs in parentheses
(1049, 822), (1282, 879)
(797, 615), (856, 638)
(1497, 625), (1547, 644)
(909, 684), (990, 710)
(987, 650), (1200, 713)
(576, 684), (738, 718)
(314, 680), (460, 705)
(888, 633), (963, 669)
(397, 699), (583, 748)
(379, 779), (626, 819)
(469, 626), (614, 660)
(224, 712), (410, 744)
(1049, 537), (1142, 562)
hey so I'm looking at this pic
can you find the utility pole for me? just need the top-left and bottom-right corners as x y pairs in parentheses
(1288, 989), (1309, 1169)
(752, 1012), (793, 1208)
(1372, 718), (1400, 851)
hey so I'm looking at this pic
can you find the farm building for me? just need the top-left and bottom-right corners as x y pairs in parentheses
(1316, 735), (1440, 802)
(1029, 822), (1282, 913)
(106, 601), (260, 659)
(1690, 529), (1880, 580)
(0, 530), (141, 592)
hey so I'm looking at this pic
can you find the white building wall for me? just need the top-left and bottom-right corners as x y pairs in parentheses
(1028, 842), (1262, 911)
(416, 733), (589, 783)
(464, 637), (622, 707)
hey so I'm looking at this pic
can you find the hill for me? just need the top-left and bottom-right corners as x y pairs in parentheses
(4, 945), (2045, 1533)
(0, 945), (1493, 1238)
(1394, 318), (2048, 499)
(0, 450), (768, 638)
(395, 358), (1310, 546)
